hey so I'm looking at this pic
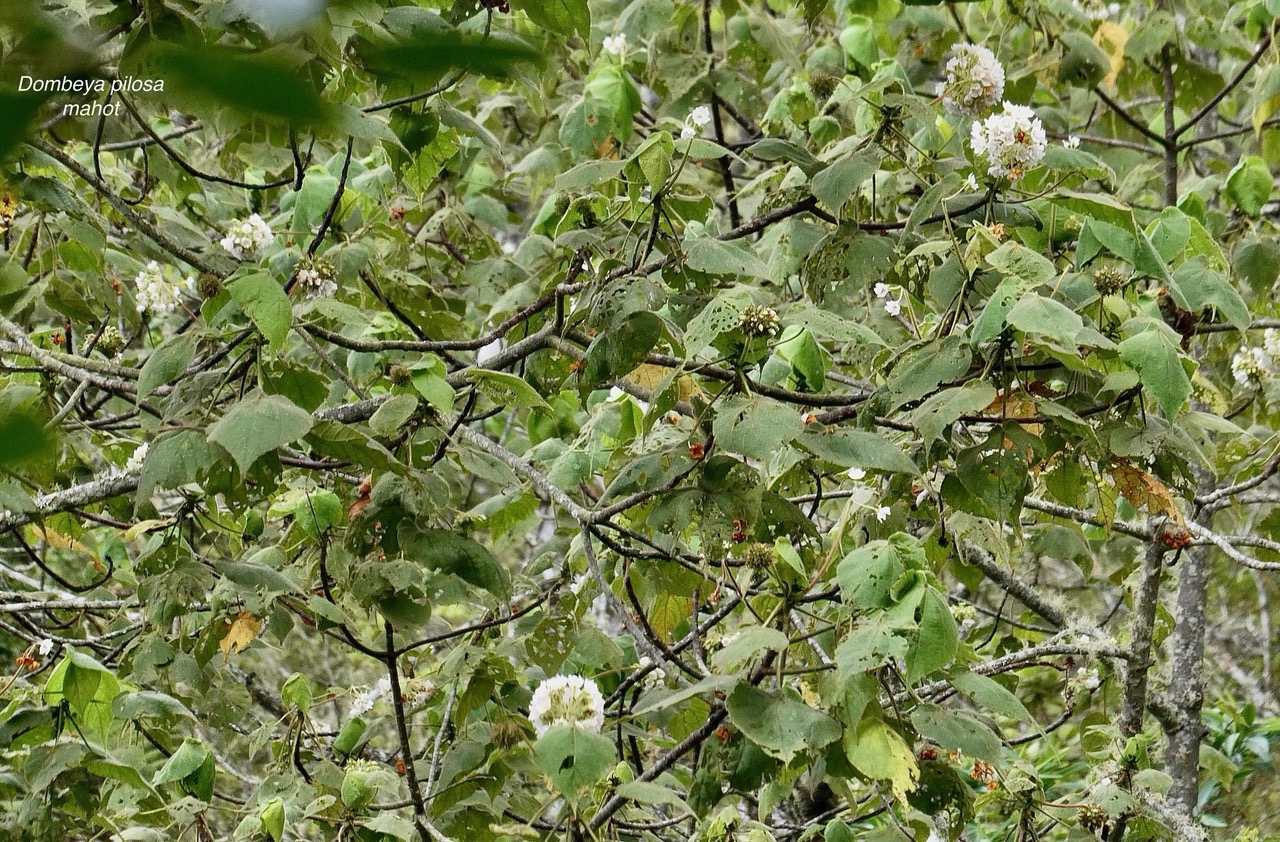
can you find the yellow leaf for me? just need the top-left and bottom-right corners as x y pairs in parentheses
(29, 525), (101, 569)
(122, 518), (175, 542)
(647, 593), (693, 641)
(625, 364), (702, 402)
(220, 611), (264, 661)
(1108, 461), (1185, 526)
(1095, 21), (1128, 88)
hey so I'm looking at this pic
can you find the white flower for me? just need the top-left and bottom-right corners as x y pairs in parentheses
(939, 44), (1005, 116)
(294, 255), (338, 300)
(847, 467), (867, 481)
(602, 33), (627, 57)
(528, 674), (605, 737)
(680, 125), (696, 139)
(402, 678), (436, 708)
(220, 213), (274, 260)
(1264, 329), (1280, 360)
(689, 106), (713, 128)
(1064, 135), (1081, 148)
(873, 282), (891, 298)
(1073, 0), (1122, 21)
(969, 102), (1047, 180)
(963, 173), (980, 191)
(134, 261), (194, 315)
(875, 505), (891, 522)
(350, 676), (392, 717)
(1076, 667), (1102, 691)
(124, 442), (149, 474)
(884, 298), (902, 317)
(1231, 346), (1272, 386)
(36, 639), (54, 656)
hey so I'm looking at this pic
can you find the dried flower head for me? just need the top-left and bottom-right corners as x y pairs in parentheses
(739, 304), (781, 337)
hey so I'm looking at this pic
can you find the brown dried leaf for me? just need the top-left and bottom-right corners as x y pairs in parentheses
(1108, 461), (1185, 526)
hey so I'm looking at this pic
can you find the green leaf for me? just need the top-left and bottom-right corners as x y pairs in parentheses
(910, 703), (1003, 762)
(369, 394), (419, 437)
(800, 429), (919, 475)
(355, 28), (543, 82)
(811, 151), (880, 211)
(227, 272), (292, 349)
(136, 41), (333, 127)
(684, 286), (753, 357)
(949, 671), (1032, 721)
(972, 277), (1021, 347)
(1005, 294), (1083, 341)
(987, 242), (1057, 287)
(285, 488), (344, 540)
(0, 406), (53, 468)
(685, 238), (771, 278)
(887, 335), (972, 412)
(511, 0), (590, 37)
(44, 651), (121, 736)
(153, 739), (215, 802)
(0, 87), (49, 164)
(399, 526), (509, 598)
(1225, 156), (1274, 216)
(207, 390), (315, 473)
(745, 138), (823, 177)
(905, 589), (958, 682)
(713, 395), (804, 461)
(844, 715), (918, 802)
(137, 333), (197, 399)
(469, 369), (550, 411)
(726, 683), (842, 763)
(581, 311), (664, 393)
(1118, 325), (1193, 419)
(260, 798), (285, 842)
(1147, 207), (1191, 263)
(837, 541), (905, 610)
(113, 691), (197, 722)
(1169, 259), (1250, 331)
(534, 726), (616, 796)
(774, 326), (828, 391)
(911, 382), (998, 445)
(410, 354), (455, 410)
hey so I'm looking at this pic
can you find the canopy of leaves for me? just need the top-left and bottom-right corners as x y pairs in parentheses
(4, 1), (1280, 841)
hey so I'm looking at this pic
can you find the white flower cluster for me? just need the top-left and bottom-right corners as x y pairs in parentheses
(1232, 344), (1273, 386)
(636, 656), (667, 690)
(1075, 666), (1102, 691)
(602, 33), (627, 57)
(295, 255), (338, 300)
(124, 442), (149, 474)
(134, 261), (194, 315)
(220, 214), (274, 260)
(402, 678), (436, 708)
(681, 105), (713, 139)
(970, 102), (1047, 180)
(528, 674), (605, 737)
(1074, 0), (1122, 21)
(873, 281), (904, 317)
(940, 44), (1005, 116)
(350, 676), (392, 717)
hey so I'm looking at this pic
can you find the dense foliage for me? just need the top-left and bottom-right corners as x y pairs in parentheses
(4, 0), (1280, 840)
